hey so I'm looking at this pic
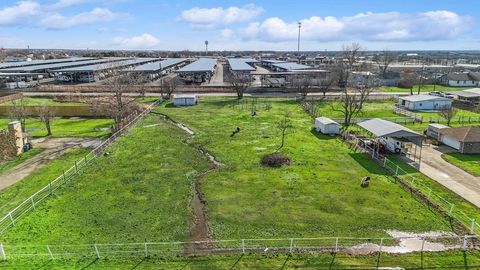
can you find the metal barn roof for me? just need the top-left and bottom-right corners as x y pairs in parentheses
(177, 58), (217, 73)
(399, 94), (452, 102)
(272, 62), (312, 71)
(0, 57), (94, 69)
(464, 88), (480, 94)
(227, 59), (256, 72)
(358, 118), (422, 144)
(54, 58), (155, 73)
(261, 60), (286, 64)
(315, 117), (340, 125)
(132, 58), (187, 72)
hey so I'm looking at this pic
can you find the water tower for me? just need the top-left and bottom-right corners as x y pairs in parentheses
(205, 40), (209, 54)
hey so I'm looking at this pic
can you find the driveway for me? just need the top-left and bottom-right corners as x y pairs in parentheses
(204, 63), (225, 86)
(420, 145), (480, 208)
(0, 137), (101, 192)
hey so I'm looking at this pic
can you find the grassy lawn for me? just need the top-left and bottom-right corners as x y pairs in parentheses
(0, 115), (211, 244)
(0, 148), (42, 176)
(135, 97), (160, 104)
(315, 99), (400, 119)
(0, 97), (84, 106)
(0, 148), (90, 217)
(1, 251), (480, 269)
(0, 118), (114, 138)
(380, 85), (471, 93)
(157, 97), (451, 240)
(442, 153), (480, 177)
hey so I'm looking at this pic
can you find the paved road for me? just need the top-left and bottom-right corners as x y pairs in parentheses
(0, 137), (101, 192)
(419, 145), (480, 208)
(204, 63), (225, 86)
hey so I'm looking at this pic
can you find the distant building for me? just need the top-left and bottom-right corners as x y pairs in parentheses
(455, 88), (480, 104)
(398, 95), (453, 111)
(438, 126), (480, 154)
(439, 72), (480, 87)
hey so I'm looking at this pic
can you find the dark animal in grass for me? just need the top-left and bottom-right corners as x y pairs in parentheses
(361, 176), (370, 188)
(230, 127), (241, 137)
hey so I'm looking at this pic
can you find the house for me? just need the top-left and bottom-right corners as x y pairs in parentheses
(456, 88), (480, 104)
(173, 94), (198, 106)
(438, 126), (480, 154)
(426, 123), (448, 140)
(439, 72), (480, 87)
(314, 117), (340, 135)
(398, 95), (453, 111)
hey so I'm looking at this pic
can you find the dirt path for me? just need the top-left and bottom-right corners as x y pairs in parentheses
(0, 137), (101, 192)
(419, 145), (480, 208)
(153, 113), (223, 254)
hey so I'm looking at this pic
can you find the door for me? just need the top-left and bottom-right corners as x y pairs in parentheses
(441, 135), (461, 150)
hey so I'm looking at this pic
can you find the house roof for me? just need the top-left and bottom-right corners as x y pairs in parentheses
(399, 94), (452, 102)
(358, 118), (422, 145)
(469, 72), (480, 81)
(439, 126), (480, 142)
(272, 62), (313, 71)
(315, 117), (339, 125)
(446, 73), (472, 81)
(464, 88), (480, 95)
(456, 91), (480, 98)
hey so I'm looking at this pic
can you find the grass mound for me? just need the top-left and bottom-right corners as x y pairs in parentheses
(260, 152), (291, 167)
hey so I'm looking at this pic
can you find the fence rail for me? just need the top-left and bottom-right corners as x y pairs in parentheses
(1, 235), (478, 260)
(0, 100), (160, 235)
(343, 132), (480, 235)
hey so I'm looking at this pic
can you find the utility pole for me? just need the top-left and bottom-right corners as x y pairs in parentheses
(297, 22), (302, 64)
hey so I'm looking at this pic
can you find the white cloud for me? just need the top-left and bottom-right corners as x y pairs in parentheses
(0, 1), (41, 26)
(50, 0), (91, 9)
(243, 10), (473, 42)
(220, 28), (234, 39)
(40, 8), (116, 29)
(113, 33), (160, 49)
(181, 4), (263, 28)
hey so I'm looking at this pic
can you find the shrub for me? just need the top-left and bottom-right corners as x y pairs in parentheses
(260, 152), (292, 168)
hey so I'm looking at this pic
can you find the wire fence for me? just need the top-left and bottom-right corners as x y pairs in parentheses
(1, 235), (478, 261)
(343, 132), (480, 235)
(0, 100), (160, 235)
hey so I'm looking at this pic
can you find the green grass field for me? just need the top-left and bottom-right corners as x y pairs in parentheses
(0, 118), (114, 138)
(0, 148), (42, 176)
(0, 115), (210, 244)
(0, 148), (90, 217)
(442, 153), (480, 177)
(380, 85), (471, 93)
(2, 251), (480, 269)
(0, 97), (84, 107)
(157, 97), (451, 239)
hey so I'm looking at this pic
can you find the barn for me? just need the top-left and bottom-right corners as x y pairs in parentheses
(314, 117), (340, 135)
(438, 126), (480, 154)
(398, 95), (453, 111)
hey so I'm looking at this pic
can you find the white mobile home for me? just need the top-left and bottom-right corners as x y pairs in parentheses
(314, 117), (340, 135)
(398, 95), (452, 111)
(173, 94), (198, 106)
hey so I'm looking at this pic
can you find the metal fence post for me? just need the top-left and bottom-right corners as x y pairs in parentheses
(46, 245), (54, 259)
(376, 238), (383, 270)
(463, 235), (468, 251)
(420, 238), (425, 269)
(0, 243), (6, 261)
(335, 237), (339, 253)
(383, 158), (387, 167)
(94, 244), (100, 258)
(75, 161), (78, 173)
(8, 212), (14, 226)
(30, 196), (35, 209)
(395, 166), (399, 175)
(63, 170), (66, 183)
(471, 219), (476, 235)
(449, 204), (455, 215)
(241, 239), (245, 254)
(289, 238), (293, 254)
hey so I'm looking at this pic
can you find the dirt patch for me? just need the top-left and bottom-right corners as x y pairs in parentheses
(261, 152), (292, 168)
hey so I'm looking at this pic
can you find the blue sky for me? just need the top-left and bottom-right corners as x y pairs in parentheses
(0, 0), (478, 51)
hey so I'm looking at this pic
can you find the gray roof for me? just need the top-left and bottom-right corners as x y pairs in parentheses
(456, 91), (480, 98)
(315, 117), (339, 125)
(272, 62), (313, 71)
(54, 58), (155, 73)
(446, 72), (473, 81)
(0, 58), (123, 73)
(261, 59), (286, 64)
(227, 58), (256, 71)
(0, 57), (94, 69)
(176, 58), (217, 73)
(131, 58), (187, 72)
(358, 118), (422, 144)
(464, 88), (480, 94)
(399, 94), (452, 102)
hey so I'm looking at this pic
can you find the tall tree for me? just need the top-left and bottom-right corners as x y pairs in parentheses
(36, 104), (56, 136)
(276, 112), (293, 151)
(378, 49), (396, 77)
(162, 76), (179, 99)
(230, 73), (252, 99)
(439, 107), (457, 126)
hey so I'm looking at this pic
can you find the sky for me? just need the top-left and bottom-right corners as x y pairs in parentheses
(0, 0), (478, 51)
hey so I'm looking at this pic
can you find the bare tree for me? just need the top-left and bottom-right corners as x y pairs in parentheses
(417, 63), (426, 94)
(162, 76), (179, 99)
(36, 104), (56, 136)
(398, 71), (417, 95)
(378, 49), (396, 77)
(276, 112), (293, 151)
(319, 72), (338, 97)
(9, 97), (27, 132)
(439, 107), (457, 126)
(291, 73), (311, 99)
(230, 73), (252, 99)
(330, 43), (375, 127)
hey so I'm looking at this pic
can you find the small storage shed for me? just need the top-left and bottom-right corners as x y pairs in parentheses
(426, 123), (448, 140)
(398, 95), (453, 111)
(173, 94), (198, 106)
(314, 117), (340, 135)
(438, 126), (480, 154)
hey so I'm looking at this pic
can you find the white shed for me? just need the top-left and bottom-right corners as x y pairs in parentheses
(398, 95), (452, 111)
(173, 94), (198, 106)
(314, 117), (340, 135)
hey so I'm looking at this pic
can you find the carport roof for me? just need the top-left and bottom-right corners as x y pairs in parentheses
(358, 118), (422, 145)
(399, 94), (451, 102)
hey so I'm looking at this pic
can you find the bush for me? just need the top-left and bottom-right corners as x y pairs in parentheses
(260, 152), (292, 168)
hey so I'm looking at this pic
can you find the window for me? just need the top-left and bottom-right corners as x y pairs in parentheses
(419, 103), (422, 107)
